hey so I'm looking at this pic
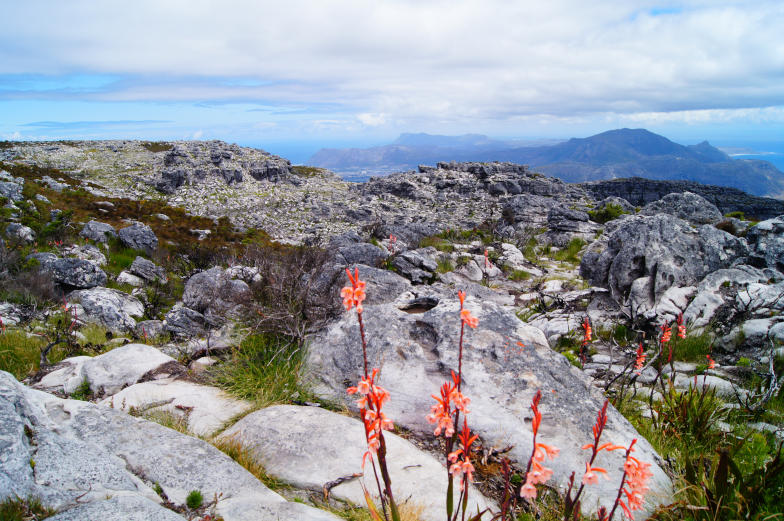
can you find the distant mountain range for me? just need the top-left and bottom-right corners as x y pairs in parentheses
(308, 129), (784, 198)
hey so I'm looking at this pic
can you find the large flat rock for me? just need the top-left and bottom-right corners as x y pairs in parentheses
(221, 405), (494, 521)
(101, 378), (253, 437)
(0, 371), (339, 521)
(33, 344), (181, 397)
(307, 295), (672, 515)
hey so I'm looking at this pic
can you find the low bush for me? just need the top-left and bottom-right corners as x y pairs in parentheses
(588, 203), (628, 224)
(212, 333), (314, 408)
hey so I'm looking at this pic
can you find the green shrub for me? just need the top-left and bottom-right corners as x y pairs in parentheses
(69, 379), (92, 401)
(724, 210), (745, 220)
(588, 203), (628, 224)
(435, 257), (454, 274)
(508, 269), (531, 281)
(672, 330), (713, 361)
(141, 142), (173, 153)
(0, 331), (45, 379)
(0, 496), (54, 521)
(186, 490), (203, 509)
(213, 333), (313, 408)
(552, 238), (586, 264)
(737, 357), (752, 367)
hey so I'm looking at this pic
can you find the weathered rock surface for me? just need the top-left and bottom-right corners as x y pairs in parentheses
(129, 256), (167, 282)
(307, 297), (671, 515)
(102, 379), (252, 437)
(583, 177), (784, 221)
(0, 371), (340, 520)
(0, 180), (23, 202)
(80, 220), (117, 243)
(67, 287), (144, 332)
(581, 214), (748, 314)
(118, 222), (159, 254)
(62, 243), (107, 266)
(639, 191), (723, 225)
(34, 344), (180, 397)
(746, 216), (784, 271)
(182, 267), (251, 321)
(5, 223), (35, 243)
(45, 258), (108, 289)
(164, 306), (207, 338)
(221, 405), (493, 521)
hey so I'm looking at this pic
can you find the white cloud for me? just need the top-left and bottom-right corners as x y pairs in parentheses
(357, 113), (387, 126)
(1, 0), (783, 129)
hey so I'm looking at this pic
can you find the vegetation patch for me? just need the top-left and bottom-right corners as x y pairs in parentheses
(588, 203), (628, 224)
(211, 333), (314, 408)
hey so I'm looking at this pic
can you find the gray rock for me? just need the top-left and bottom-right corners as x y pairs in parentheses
(136, 320), (166, 339)
(118, 223), (159, 254)
(116, 271), (145, 286)
(640, 192), (723, 225)
(746, 216), (784, 271)
(47, 495), (186, 521)
(46, 258), (107, 289)
(684, 265), (775, 328)
(4, 223), (35, 243)
(33, 343), (179, 396)
(545, 205), (596, 246)
(220, 405), (493, 521)
(182, 267), (251, 319)
(67, 287), (144, 332)
(103, 379), (252, 437)
(26, 251), (58, 267)
(129, 256), (167, 283)
(596, 196), (635, 214)
(1, 372), (340, 520)
(61, 243), (107, 266)
(307, 296), (671, 515)
(581, 214), (748, 311)
(156, 168), (186, 193)
(329, 232), (389, 267)
(0, 181), (23, 202)
(41, 176), (68, 192)
(80, 220), (117, 243)
(164, 307), (207, 338)
(0, 303), (23, 326)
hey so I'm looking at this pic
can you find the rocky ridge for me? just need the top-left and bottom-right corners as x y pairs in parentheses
(2, 144), (784, 519)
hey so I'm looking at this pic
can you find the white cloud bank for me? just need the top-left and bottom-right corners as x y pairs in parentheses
(1, 0), (783, 130)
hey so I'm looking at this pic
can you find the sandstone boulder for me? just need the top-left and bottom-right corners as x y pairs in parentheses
(307, 296), (671, 515)
(640, 191), (722, 225)
(66, 287), (144, 332)
(80, 220), (117, 243)
(46, 258), (107, 289)
(220, 405), (493, 521)
(33, 344), (180, 397)
(1, 372), (340, 520)
(118, 223), (158, 254)
(580, 214), (748, 313)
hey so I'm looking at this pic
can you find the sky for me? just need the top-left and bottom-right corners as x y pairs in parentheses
(1, 0), (783, 162)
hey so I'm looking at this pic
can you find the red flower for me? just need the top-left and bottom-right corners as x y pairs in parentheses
(341, 268), (367, 312)
(582, 317), (592, 345)
(634, 342), (646, 375)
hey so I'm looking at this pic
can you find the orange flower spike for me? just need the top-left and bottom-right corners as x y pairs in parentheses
(582, 317), (592, 344)
(706, 354), (716, 369)
(582, 462), (608, 485)
(460, 308), (479, 329)
(530, 390), (542, 435)
(634, 342), (646, 375)
(676, 312), (687, 339)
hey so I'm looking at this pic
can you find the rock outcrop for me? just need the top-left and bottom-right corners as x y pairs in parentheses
(307, 294), (671, 515)
(1, 371), (339, 521)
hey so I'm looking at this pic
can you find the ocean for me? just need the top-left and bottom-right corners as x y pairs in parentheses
(717, 140), (784, 172)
